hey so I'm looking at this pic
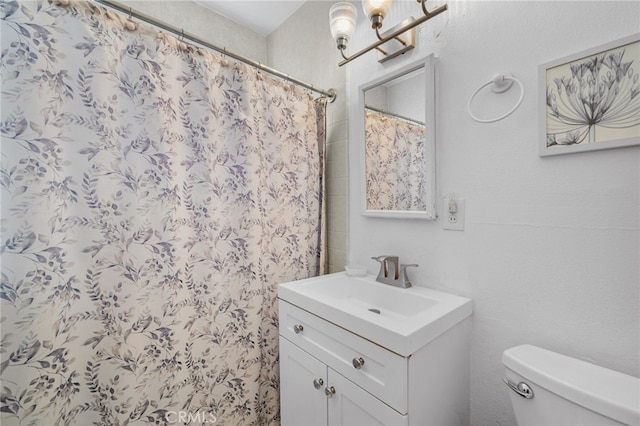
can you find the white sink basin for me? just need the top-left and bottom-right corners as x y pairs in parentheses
(278, 272), (472, 356)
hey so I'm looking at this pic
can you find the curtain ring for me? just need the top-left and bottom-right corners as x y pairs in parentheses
(125, 7), (137, 31)
(177, 29), (187, 50)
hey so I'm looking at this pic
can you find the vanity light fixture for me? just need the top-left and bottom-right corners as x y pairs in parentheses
(329, 0), (448, 67)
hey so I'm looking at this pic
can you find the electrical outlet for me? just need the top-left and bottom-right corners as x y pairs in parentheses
(443, 197), (465, 231)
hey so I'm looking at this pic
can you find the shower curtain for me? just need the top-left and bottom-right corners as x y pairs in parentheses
(364, 110), (426, 211)
(0, 1), (326, 425)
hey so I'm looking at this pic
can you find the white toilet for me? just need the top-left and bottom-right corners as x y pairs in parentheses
(502, 344), (640, 426)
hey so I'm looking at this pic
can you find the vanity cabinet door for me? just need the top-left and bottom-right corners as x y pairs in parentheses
(327, 370), (408, 426)
(279, 300), (408, 413)
(280, 337), (327, 426)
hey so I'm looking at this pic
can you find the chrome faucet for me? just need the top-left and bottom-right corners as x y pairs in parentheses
(371, 256), (418, 288)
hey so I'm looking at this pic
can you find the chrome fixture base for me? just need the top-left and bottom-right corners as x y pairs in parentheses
(336, 36), (348, 52)
(377, 17), (416, 63)
(369, 14), (384, 29)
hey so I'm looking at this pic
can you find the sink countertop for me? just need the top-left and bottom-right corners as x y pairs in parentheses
(278, 272), (473, 357)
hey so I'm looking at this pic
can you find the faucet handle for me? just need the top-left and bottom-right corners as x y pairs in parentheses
(371, 254), (398, 281)
(399, 264), (419, 288)
(371, 255), (396, 263)
(371, 255), (388, 278)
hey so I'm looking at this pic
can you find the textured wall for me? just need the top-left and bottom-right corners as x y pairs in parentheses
(346, 1), (639, 424)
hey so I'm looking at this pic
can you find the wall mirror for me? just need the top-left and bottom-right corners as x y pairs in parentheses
(359, 55), (436, 219)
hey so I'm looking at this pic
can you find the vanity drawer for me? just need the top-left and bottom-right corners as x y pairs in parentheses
(279, 300), (408, 414)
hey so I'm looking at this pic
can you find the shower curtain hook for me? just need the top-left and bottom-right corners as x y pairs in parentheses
(125, 7), (137, 31)
(177, 29), (187, 50)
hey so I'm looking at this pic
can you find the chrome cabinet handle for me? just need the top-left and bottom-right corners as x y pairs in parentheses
(324, 386), (336, 398)
(293, 324), (304, 334)
(503, 378), (534, 399)
(352, 357), (365, 370)
(313, 378), (324, 389)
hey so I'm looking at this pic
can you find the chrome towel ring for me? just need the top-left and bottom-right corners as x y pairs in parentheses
(467, 73), (524, 123)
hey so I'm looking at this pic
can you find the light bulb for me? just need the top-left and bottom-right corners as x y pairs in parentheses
(329, 2), (357, 44)
(362, 0), (391, 26)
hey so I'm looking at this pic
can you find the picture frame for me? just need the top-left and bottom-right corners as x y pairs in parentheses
(539, 33), (640, 157)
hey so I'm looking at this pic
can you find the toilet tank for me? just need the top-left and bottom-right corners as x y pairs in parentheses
(502, 345), (640, 426)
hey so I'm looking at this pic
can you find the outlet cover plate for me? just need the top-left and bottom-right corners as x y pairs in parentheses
(443, 198), (465, 231)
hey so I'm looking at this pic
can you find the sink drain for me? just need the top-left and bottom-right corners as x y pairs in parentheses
(368, 308), (381, 314)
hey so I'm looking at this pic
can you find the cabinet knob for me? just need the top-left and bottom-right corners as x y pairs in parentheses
(313, 378), (324, 389)
(324, 386), (336, 398)
(352, 357), (365, 370)
(293, 324), (304, 334)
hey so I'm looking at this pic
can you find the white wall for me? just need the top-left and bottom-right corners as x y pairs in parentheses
(347, 1), (639, 424)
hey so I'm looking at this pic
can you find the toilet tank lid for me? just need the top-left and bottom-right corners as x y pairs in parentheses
(503, 344), (640, 426)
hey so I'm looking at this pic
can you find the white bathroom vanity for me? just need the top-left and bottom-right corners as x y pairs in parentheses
(278, 272), (473, 425)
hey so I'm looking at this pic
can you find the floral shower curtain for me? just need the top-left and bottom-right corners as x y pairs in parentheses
(364, 110), (426, 211)
(0, 1), (326, 425)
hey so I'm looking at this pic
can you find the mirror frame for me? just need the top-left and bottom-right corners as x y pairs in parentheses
(358, 55), (437, 219)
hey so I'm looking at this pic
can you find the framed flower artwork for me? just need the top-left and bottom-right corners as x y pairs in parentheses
(539, 33), (640, 156)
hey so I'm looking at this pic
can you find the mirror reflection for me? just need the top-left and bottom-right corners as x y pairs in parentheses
(363, 64), (432, 215)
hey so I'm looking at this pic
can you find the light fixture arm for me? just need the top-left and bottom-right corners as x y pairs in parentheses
(339, 44), (349, 60)
(420, 0), (443, 18)
(338, 0), (447, 67)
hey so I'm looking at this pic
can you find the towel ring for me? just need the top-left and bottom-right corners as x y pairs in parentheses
(467, 74), (524, 123)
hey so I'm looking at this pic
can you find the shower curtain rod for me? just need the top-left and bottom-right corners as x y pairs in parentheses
(365, 105), (425, 126)
(92, 0), (337, 103)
